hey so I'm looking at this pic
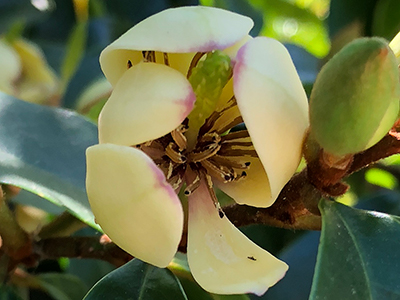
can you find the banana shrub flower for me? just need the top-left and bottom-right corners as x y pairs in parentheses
(0, 38), (58, 104)
(390, 31), (400, 64)
(86, 6), (309, 296)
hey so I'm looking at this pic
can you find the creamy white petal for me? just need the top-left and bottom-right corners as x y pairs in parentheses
(389, 31), (400, 64)
(86, 144), (184, 268)
(0, 39), (21, 95)
(215, 156), (273, 207)
(187, 178), (288, 295)
(12, 39), (59, 104)
(234, 37), (309, 201)
(100, 6), (253, 85)
(99, 62), (195, 146)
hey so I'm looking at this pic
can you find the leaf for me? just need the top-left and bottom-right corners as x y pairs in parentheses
(252, 231), (320, 300)
(84, 259), (188, 300)
(37, 273), (88, 300)
(60, 21), (88, 93)
(310, 199), (400, 299)
(0, 93), (99, 228)
(372, 0), (400, 40)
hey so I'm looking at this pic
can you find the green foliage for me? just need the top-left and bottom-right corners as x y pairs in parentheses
(36, 273), (88, 300)
(0, 93), (98, 228)
(309, 37), (400, 156)
(372, 0), (400, 40)
(84, 259), (188, 300)
(310, 199), (400, 299)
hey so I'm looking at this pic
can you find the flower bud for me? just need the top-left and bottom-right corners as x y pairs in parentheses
(309, 37), (400, 157)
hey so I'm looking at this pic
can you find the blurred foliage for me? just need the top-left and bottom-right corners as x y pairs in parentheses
(0, 0), (399, 299)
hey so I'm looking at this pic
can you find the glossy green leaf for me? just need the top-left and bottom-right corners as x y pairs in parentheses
(0, 93), (98, 228)
(60, 21), (88, 93)
(37, 273), (88, 300)
(310, 199), (400, 299)
(372, 0), (400, 40)
(248, 0), (330, 57)
(84, 259), (188, 300)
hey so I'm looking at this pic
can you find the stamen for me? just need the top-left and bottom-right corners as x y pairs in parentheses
(171, 125), (188, 151)
(189, 142), (221, 162)
(168, 174), (183, 190)
(142, 51), (156, 62)
(217, 148), (258, 157)
(202, 171), (221, 210)
(220, 130), (250, 141)
(216, 116), (243, 134)
(221, 141), (254, 148)
(199, 96), (237, 135)
(166, 161), (174, 179)
(163, 52), (169, 66)
(187, 52), (206, 78)
(210, 155), (251, 169)
(165, 143), (187, 164)
(184, 175), (201, 195)
(201, 159), (234, 183)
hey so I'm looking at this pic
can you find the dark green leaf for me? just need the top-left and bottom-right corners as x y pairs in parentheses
(84, 259), (188, 300)
(252, 231), (320, 300)
(0, 93), (98, 228)
(372, 0), (400, 40)
(310, 199), (400, 299)
(37, 273), (88, 300)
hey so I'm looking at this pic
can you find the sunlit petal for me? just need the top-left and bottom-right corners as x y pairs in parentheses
(0, 39), (21, 95)
(187, 179), (288, 295)
(100, 6), (253, 85)
(234, 37), (309, 201)
(86, 144), (184, 268)
(99, 62), (195, 146)
(12, 39), (58, 104)
(215, 157), (272, 207)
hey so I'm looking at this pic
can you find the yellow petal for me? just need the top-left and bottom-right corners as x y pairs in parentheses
(12, 39), (59, 104)
(99, 62), (195, 146)
(215, 157), (273, 207)
(234, 37), (309, 201)
(100, 6), (253, 85)
(389, 31), (400, 64)
(0, 39), (21, 95)
(187, 179), (288, 295)
(86, 144), (184, 268)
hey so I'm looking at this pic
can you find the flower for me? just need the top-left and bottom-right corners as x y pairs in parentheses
(389, 31), (400, 64)
(86, 6), (309, 296)
(0, 38), (58, 104)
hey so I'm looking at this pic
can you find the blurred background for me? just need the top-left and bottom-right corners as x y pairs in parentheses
(0, 0), (399, 299)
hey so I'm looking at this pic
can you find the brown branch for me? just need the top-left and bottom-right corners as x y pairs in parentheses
(34, 236), (133, 267)
(224, 170), (323, 231)
(224, 130), (400, 231)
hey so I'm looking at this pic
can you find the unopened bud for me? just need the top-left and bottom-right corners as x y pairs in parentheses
(309, 37), (400, 157)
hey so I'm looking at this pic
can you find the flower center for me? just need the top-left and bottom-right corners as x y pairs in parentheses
(132, 50), (258, 211)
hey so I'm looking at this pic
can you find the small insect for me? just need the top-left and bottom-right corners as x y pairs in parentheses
(247, 256), (257, 261)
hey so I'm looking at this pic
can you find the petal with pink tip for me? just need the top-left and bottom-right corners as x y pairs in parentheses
(215, 156), (273, 208)
(234, 37), (309, 201)
(99, 62), (195, 146)
(100, 6), (253, 85)
(187, 178), (288, 295)
(86, 144), (183, 268)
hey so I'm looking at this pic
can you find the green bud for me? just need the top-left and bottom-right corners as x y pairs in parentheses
(309, 37), (400, 157)
(187, 50), (232, 136)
